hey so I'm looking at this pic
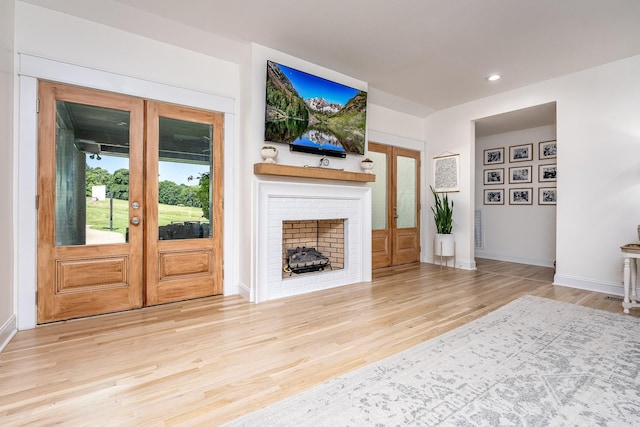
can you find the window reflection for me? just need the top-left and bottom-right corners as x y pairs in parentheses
(157, 117), (213, 240)
(55, 100), (131, 246)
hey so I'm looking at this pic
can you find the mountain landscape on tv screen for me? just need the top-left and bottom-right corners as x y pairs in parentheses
(265, 61), (367, 155)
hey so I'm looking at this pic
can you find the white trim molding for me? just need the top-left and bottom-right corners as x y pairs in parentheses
(0, 315), (17, 353)
(554, 274), (624, 297)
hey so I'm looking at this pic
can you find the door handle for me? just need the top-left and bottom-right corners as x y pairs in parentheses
(393, 215), (399, 219)
(130, 216), (141, 225)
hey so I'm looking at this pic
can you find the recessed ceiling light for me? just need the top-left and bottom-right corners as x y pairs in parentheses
(487, 74), (501, 82)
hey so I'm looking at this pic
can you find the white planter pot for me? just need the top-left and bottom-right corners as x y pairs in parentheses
(261, 147), (278, 163)
(360, 161), (374, 173)
(434, 233), (455, 256)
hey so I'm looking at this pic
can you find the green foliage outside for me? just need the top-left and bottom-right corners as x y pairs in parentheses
(86, 198), (206, 237)
(85, 165), (211, 237)
(87, 165), (209, 217)
(197, 173), (210, 219)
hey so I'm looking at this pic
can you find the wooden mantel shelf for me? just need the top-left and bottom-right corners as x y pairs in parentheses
(254, 163), (376, 183)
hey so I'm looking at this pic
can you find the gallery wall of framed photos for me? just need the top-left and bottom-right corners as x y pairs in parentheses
(482, 139), (556, 206)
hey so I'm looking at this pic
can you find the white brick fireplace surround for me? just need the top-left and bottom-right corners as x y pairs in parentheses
(254, 181), (372, 302)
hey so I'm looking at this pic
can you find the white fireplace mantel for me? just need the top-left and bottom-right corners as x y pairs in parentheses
(253, 180), (372, 302)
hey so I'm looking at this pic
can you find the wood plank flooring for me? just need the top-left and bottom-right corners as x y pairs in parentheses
(1, 259), (637, 426)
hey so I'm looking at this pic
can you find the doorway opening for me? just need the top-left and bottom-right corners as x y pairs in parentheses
(473, 102), (557, 269)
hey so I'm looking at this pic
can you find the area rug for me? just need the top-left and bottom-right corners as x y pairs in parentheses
(224, 295), (640, 426)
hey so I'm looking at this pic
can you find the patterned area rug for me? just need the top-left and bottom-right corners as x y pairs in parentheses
(225, 295), (640, 426)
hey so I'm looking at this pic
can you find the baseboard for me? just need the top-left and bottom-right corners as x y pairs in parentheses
(553, 274), (624, 297)
(474, 252), (555, 268)
(224, 280), (252, 301)
(427, 258), (476, 270)
(0, 315), (17, 353)
(236, 281), (252, 302)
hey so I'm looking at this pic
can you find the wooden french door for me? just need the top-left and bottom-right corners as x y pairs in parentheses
(369, 142), (421, 269)
(144, 101), (223, 306)
(37, 82), (223, 323)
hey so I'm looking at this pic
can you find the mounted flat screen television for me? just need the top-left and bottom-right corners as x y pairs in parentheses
(264, 60), (367, 158)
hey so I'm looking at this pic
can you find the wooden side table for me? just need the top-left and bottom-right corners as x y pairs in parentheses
(620, 243), (640, 314)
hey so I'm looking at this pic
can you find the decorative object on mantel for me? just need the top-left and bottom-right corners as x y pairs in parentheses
(319, 156), (331, 168)
(261, 145), (278, 163)
(360, 158), (374, 174)
(433, 152), (459, 192)
(430, 185), (455, 268)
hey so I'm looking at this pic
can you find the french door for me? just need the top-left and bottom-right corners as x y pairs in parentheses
(37, 82), (223, 323)
(368, 142), (421, 269)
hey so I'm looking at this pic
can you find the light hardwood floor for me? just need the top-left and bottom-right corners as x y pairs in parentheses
(1, 259), (637, 426)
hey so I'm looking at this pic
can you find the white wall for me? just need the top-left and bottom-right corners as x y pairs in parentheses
(475, 125), (557, 267)
(426, 54), (640, 295)
(0, 0), (16, 350)
(16, 3), (241, 99)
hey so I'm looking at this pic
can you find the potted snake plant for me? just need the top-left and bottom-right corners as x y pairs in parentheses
(430, 185), (454, 256)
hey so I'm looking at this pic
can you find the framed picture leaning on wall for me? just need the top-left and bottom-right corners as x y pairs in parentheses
(539, 187), (557, 205)
(484, 189), (504, 205)
(539, 140), (557, 160)
(509, 165), (532, 184)
(483, 147), (504, 165)
(483, 168), (504, 185)
(509, 188), (533, 205)
(509, 143), (533, 162)
(538, 164), (557, 182)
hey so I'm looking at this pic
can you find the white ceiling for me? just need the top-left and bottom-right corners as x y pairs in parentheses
(21, 0), (640, 123)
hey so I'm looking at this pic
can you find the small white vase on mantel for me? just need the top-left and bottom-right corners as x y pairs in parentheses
(360, 159), (374, 174)
(261, 146), (278, 163)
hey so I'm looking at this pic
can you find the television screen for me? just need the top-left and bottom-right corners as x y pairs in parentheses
(265, 60), (367, 157)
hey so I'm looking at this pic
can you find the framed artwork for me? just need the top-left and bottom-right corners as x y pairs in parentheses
(433, 153), (460, 192)
(539, 140), (557, 160)
(509, 188), (533, 205)
(509, 166), (532, 184)
(484, 189), (504, 205)
(483, 168), (504, 185)
(538, 164), (557, 182)
(509, 143), (533, 162)
(539, 187), (557, 205)
(483, 147), (504, 165)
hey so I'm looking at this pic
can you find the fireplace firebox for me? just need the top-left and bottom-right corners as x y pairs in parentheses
(282, 219), (344, 277)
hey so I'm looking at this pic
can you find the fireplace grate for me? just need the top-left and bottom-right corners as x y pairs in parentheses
(284, 247), (332, 275)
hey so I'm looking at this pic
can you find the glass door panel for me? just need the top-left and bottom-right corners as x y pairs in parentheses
(368, 150), (388, 230)
(55, 101), (131, 246)
(157, 117), (212, 240)
(396, 155), (417, 229)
